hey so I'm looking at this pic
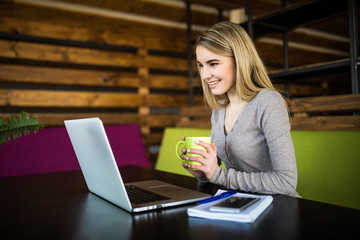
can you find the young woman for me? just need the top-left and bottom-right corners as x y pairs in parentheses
(180, 21), (300, 197)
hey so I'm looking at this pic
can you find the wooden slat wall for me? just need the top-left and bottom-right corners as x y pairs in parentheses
(0, 1), (209, 166)
(289, 94), (360, 130)
(175, 94), (360, 131)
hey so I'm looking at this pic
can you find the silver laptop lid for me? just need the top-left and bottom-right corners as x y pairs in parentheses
(64, 117), (133, 212)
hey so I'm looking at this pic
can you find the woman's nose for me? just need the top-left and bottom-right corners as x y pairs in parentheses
(201, 67), (212, 79)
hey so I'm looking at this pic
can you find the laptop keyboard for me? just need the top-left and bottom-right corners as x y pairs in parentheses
(125, 185), (170, 204)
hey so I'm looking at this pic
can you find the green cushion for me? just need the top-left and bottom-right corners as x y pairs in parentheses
(156, 128), (212, 177)
(291, 131), (360, 209)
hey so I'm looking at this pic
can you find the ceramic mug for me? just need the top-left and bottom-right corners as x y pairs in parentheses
(175, 137), (211, 169)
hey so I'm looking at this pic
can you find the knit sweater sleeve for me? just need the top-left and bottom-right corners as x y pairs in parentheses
(208, 91), (300, 197)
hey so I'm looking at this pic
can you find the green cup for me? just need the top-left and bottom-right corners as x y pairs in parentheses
(175, 137), (211, 169)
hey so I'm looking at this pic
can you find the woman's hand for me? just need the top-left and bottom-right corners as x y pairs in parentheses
(181, 139), (218, 180)
(179, 136), (205, 178)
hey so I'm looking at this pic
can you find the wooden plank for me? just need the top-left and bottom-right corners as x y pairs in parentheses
(1, 89), (143, 108)
(176, 119), (211, 129)
(0, 1), (13, 18)
(146, 55), (188, 71)
(171, 104), (212, 128)
(0, 17), (143, 48)
(0, 113), (140, 127)
(50, 0), (219, 27)
(0, 64), (141, 88)
(180, 105), (212, 117)
(148, 94), (189, 108)
(0, 40), (141, 67)
(288, 94), (360, 113)
(146, 114), (179, 128)
(148, 75), (188, 90)
(193, 76), (202, 87)
(3, 0), (216, 40)
(275, 83), (326, 97)
(194, 96), (206, 105)
(0, 89), (6, 105)
(290, 116), (360, 131)
(145, 37), (187, 52)
(7, 1), (188, 42)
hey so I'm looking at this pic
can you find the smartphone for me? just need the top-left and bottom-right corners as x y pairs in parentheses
(209, 196), (260, 213)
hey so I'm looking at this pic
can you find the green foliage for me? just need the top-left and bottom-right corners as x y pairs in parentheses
(0, 111), (45, 145)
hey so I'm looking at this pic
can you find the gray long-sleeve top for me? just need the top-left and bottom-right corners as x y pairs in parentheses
(208, 90), (300, 197)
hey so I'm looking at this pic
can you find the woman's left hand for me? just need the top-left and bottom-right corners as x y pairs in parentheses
(182, 140), (218, 180)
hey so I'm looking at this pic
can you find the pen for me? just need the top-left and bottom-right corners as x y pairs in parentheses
(197, 190), (238, 205)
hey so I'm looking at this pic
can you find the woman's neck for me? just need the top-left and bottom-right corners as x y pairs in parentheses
(224, 91), (247, 135)
(227, 89), (245, 107)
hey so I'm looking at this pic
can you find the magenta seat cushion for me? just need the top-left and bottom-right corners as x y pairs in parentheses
(0, 124), (150, 177)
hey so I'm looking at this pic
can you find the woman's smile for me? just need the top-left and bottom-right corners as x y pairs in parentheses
(208, 80), (221, 88)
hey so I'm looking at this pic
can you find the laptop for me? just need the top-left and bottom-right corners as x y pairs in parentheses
(64, 117), (211, 213)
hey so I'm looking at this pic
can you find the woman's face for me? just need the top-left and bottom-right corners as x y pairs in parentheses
(196, 46), (235, 96)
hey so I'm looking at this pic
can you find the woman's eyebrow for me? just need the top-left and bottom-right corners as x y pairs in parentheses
(196, 59), (219, 64)
(206, 59), (219, 64)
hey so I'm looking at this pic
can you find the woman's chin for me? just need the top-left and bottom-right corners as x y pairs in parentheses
(210, 88), (226, 96)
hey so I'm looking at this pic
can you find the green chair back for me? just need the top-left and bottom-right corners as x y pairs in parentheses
(292, 131), (360, 209)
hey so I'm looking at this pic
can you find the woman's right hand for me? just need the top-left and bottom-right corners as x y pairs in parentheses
(182, 140), (217, 179)
(180, 136), (206, 178)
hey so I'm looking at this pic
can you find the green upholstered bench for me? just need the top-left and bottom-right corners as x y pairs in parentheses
(156, 127), (360, 209)
(291, 130), (360, 210)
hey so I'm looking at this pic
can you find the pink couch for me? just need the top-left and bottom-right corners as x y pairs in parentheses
(0, 124), (150, 177)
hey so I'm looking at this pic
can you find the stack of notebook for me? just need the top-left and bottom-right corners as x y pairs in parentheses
(187, 190), (273, 223)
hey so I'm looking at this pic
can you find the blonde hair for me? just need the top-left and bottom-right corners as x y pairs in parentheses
(195, 21), (277, 109)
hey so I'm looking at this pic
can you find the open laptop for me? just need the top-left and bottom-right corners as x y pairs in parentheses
(64, 117), (210, 213)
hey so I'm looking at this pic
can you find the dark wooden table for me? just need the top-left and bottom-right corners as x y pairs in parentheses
(1, 166), (359, 240)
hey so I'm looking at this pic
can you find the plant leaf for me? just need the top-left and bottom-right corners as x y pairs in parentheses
(0, 111), (45, 145)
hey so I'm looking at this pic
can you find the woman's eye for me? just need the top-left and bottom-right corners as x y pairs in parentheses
(210, 62), (218, 67)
